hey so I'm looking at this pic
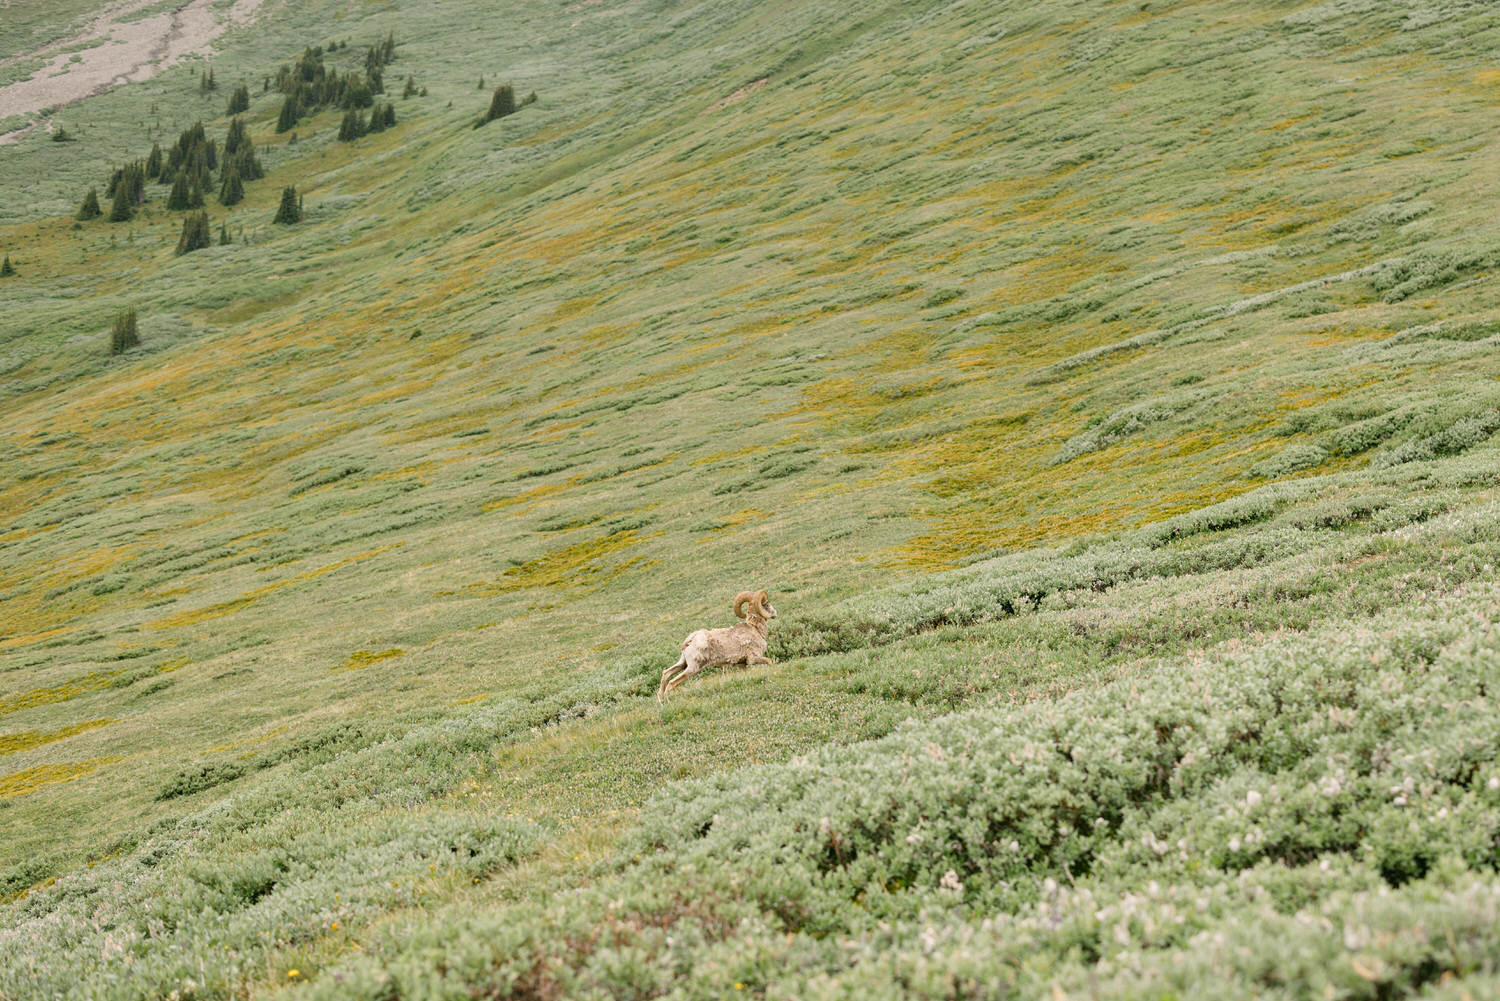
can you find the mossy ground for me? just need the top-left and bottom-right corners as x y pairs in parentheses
(4, 0), (1500, 997)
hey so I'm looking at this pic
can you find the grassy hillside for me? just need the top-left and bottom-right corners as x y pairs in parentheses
(3, 0), (1500, 997)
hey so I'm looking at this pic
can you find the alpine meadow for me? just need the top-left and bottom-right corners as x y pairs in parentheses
(5, 0), (1500, 998)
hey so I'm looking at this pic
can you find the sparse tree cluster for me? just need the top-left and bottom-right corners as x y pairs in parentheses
(82, 114), (266, 231)
(338, 102), (396, 141)
(273, 34), (398, 133)
(0, 254), (14, 278)
(198, 67), (217, 94)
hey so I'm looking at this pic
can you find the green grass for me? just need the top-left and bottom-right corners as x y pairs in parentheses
(4, 0), (1500, 997)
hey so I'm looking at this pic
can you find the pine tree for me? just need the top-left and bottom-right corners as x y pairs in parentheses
(110, 307), (139, 354)
(402, 75), (417, 98)
(145, 142), (163, 180)
(175, 211), (212, 255)
(227, 83), (250, 115)
(477, 84), (516, 128)
(273, 185), (301, 224)
(167, 170), (191, 211)
(76, 187), (102, 220)
(477, 75), (485, 90)
(383, 102), (396, 129)
(122, 163), (145, 205)
(225, 116), (249, 156)
(188, 176), (205, 210)
(338, 108), (366, 141)
(219, 164), (244, 206)
(218, 220), (230, 244)
(108, 179), (135, 221)
(0, 255), (14, 277)
(275, 95), (299, 133)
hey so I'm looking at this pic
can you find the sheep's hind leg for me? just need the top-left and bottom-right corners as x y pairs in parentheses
(658, 660), (687, 703)
(661, 664), (700, 700)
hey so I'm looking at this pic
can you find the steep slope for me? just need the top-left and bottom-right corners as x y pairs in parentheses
(2, 0), (1500, 997)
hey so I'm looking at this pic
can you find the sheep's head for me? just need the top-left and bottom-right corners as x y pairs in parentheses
(733, 590), (777, 621)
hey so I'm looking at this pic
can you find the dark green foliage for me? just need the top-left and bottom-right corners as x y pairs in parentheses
(219, 164), (244, 206)
(227, 83), (250, 115)
(273, 186), (301, 225)
(107, 176), (135, 222)
(175, 212), (213, 255)
(402, 75), (417, 98)
(218, 221), (230, 245)
(476, 84), (516, 128)
(157, 761), (244, 800)
(382, 102), (396, 129)
(166, 171), (191, 211)
(224, 116), (249, 156)
(275, 95), (299, 133)
(75, 188), (102, 221)
(0, 255), (13, 278)
(227, 146), (264, 183)
(477, 75), (485, 90)
(188, 177), (205, 210)
(144, 142), (162, 180)
(338, 108), (366, 141)
(50, 127), (74, 142)
(109, 307), (139, 354)
(199, 67), (217, 94)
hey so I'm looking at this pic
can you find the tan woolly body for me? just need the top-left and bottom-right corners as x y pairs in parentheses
(657, 590), (778, 702)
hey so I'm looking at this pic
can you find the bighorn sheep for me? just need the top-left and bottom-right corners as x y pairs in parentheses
(657, 590), (778, 703)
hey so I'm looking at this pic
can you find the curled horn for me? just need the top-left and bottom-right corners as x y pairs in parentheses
(732, 591), (757, 619)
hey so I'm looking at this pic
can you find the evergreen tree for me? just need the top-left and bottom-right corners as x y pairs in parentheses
(219, 164), (244, 206)
(273, 185), (301, 224)
(175, 211), (212, 255)
(107, 178), (135, 221)
(0, 255), (14, 277)
(225, 116), (249, 156)
(275, 95), (299, 133)
(218, 220), (230, 244)
(122, 163), (145, 205)
(477, 74), (485, 90)
(110, 307), (139, 354)
(227, 146), (264, 183)
(383, 102), (397, 129)
(402, 75), (417, 98)
(477, 84), (516, 127)
(188, 176), (205, 210)
(227, 83), (250, 115)
(76, 187), (102, 221)
(145, 142), (163, 180)
(167, 170), (192, 211)
(338, 108), (366, 141)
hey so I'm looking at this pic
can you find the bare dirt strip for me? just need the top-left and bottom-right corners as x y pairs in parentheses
(0, 0), (269, 145)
